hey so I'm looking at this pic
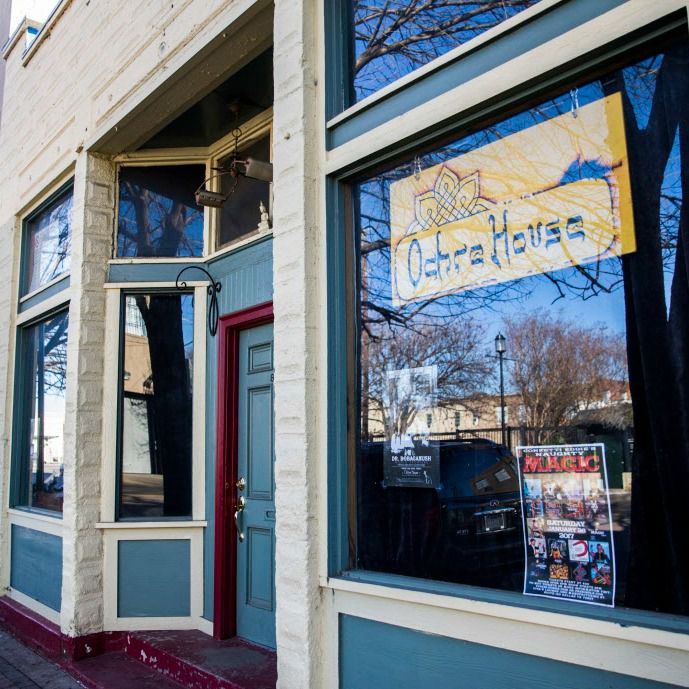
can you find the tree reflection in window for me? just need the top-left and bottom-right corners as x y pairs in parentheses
(117, 165), (205, 258)
(24, 188), (72, 294)
(22, 312), (69, 513)
(119, 293), (194, 518)
(352, 0), (541, 102)
(355, 39), (689, 615)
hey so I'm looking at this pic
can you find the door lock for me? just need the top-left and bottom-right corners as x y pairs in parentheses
(236, 477), (246, 491)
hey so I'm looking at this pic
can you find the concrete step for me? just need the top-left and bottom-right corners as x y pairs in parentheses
(125, 630), (277, 689)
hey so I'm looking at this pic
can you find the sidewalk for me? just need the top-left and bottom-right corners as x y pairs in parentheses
(0, 631), (81, 689)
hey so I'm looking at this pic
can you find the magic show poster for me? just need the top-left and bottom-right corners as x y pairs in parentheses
(517, 443), (616, 607)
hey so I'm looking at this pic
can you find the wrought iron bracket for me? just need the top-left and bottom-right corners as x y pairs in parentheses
(175, 266), (222, 336)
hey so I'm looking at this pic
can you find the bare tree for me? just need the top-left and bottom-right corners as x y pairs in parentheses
(363, 320), (492, 439)
(505, 310), (627, 434)
(353, 1), (540, 98)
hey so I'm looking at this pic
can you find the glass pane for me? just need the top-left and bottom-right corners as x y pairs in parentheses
(24, 189), (72, 294)
(117, 165), (205, 257)
(119, 293), (194, 518)
(217, 135), (271, 249)
(355, 40), (689, 616)
(351, 1), (542, 103)
(23, 311), (69, 513)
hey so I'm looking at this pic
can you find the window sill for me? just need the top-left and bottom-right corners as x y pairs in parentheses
(8, 508), (63, 536)
(96, 521), (207, 529)
(325, 570), (689, 649)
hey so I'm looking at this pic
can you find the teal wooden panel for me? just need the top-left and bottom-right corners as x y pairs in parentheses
(10, 525), (62, 611)
(17, 275), (70, 313)
(203, 238), (273, 621)
(247, 527), (273, 610)
(248, 386), (273, 499)
(340, 616), (680, 689)
(118, 540), (190, 617)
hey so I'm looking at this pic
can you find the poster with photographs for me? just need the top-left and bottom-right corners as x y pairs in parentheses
(517, 443), (615, 606)
(382, 365), (439, 488)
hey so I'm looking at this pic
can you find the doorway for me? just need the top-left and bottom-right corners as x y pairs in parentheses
(214, 302), (275, 647)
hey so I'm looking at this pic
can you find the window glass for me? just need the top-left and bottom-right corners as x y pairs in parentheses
(18, 311), (69, 513)
(24, 188), (72, 294)
(117, 165), (205, 258)
(217, 135), (271, 249)
(351, 0), (541, 103)
(354, 40), (689, 616)
(119, 293), (194, 518)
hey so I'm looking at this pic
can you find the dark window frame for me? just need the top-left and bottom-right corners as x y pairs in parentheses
(10, 305), (70, 517)
(20, 180), (73, 299)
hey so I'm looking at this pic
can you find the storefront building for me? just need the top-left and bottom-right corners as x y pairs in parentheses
(0, 1), (688, 688)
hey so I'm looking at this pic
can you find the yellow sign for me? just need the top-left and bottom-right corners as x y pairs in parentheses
(390, 94), (636, 305)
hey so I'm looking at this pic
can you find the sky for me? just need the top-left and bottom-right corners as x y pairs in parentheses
(9, 0), (55, 35)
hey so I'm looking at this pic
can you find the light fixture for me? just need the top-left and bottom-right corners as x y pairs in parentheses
(194, 115), (273, 208)
(494, 332), (506, 353)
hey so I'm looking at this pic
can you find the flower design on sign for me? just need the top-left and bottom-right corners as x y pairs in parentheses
(410, 167), (489, 234)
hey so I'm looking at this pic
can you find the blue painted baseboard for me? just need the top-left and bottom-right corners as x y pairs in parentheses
(10, 525), (62, 612)
(118, 539), (190, 617)
(339, 615), (679, 689)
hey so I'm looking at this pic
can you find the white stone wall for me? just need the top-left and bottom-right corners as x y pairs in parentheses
(272, 0), (326, 686)
(60, 153), (116, 637)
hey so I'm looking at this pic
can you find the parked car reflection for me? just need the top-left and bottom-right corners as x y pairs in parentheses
(357, 438), (525, 591)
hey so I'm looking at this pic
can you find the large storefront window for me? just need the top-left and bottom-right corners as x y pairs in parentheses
(118, 292), (194, 518)
(354, 38), (689, 616)
(350, 0), (541, 103)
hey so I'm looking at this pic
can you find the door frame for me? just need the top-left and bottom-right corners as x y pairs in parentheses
(213, 300), (274, 640)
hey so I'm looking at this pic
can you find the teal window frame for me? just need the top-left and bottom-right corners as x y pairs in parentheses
(10, 305), (70, 517)
(325, 6), (689, 637)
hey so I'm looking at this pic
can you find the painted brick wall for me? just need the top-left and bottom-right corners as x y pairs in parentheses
(272, 0), (326, 686)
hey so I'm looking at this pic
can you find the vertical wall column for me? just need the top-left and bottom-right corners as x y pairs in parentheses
(272, 0), (326, 687)
(60, 153), (116, 637)
(0, 216), (21, 593)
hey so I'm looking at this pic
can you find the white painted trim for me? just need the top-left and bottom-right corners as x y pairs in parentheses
(197, 616), (214, 636)
(207, 230), (274, 260)
(192, 285), (207, 521)
(103, 280), (208, 290)
(8, 509), (63, 537)
(325, 577), (689, 652)
(15, 293), (70, 326)
(100, 289), (120, 522)
(326, 0), (567, 128)
(7, 589), (60, 625)
(331, 587), (689, 687)
(18, 273), (70, 304)
(325, 0), (689, 175)
(102, 527), (204, 631)
(15, 166), (76, 220)
(108, 257), (207, 265)
(114, 150), (209, 164)
(99, 284), (207, 522)
(96, 521), (207, 530)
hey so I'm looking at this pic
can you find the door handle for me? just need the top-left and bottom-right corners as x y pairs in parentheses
(234, 496), (246, 543)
